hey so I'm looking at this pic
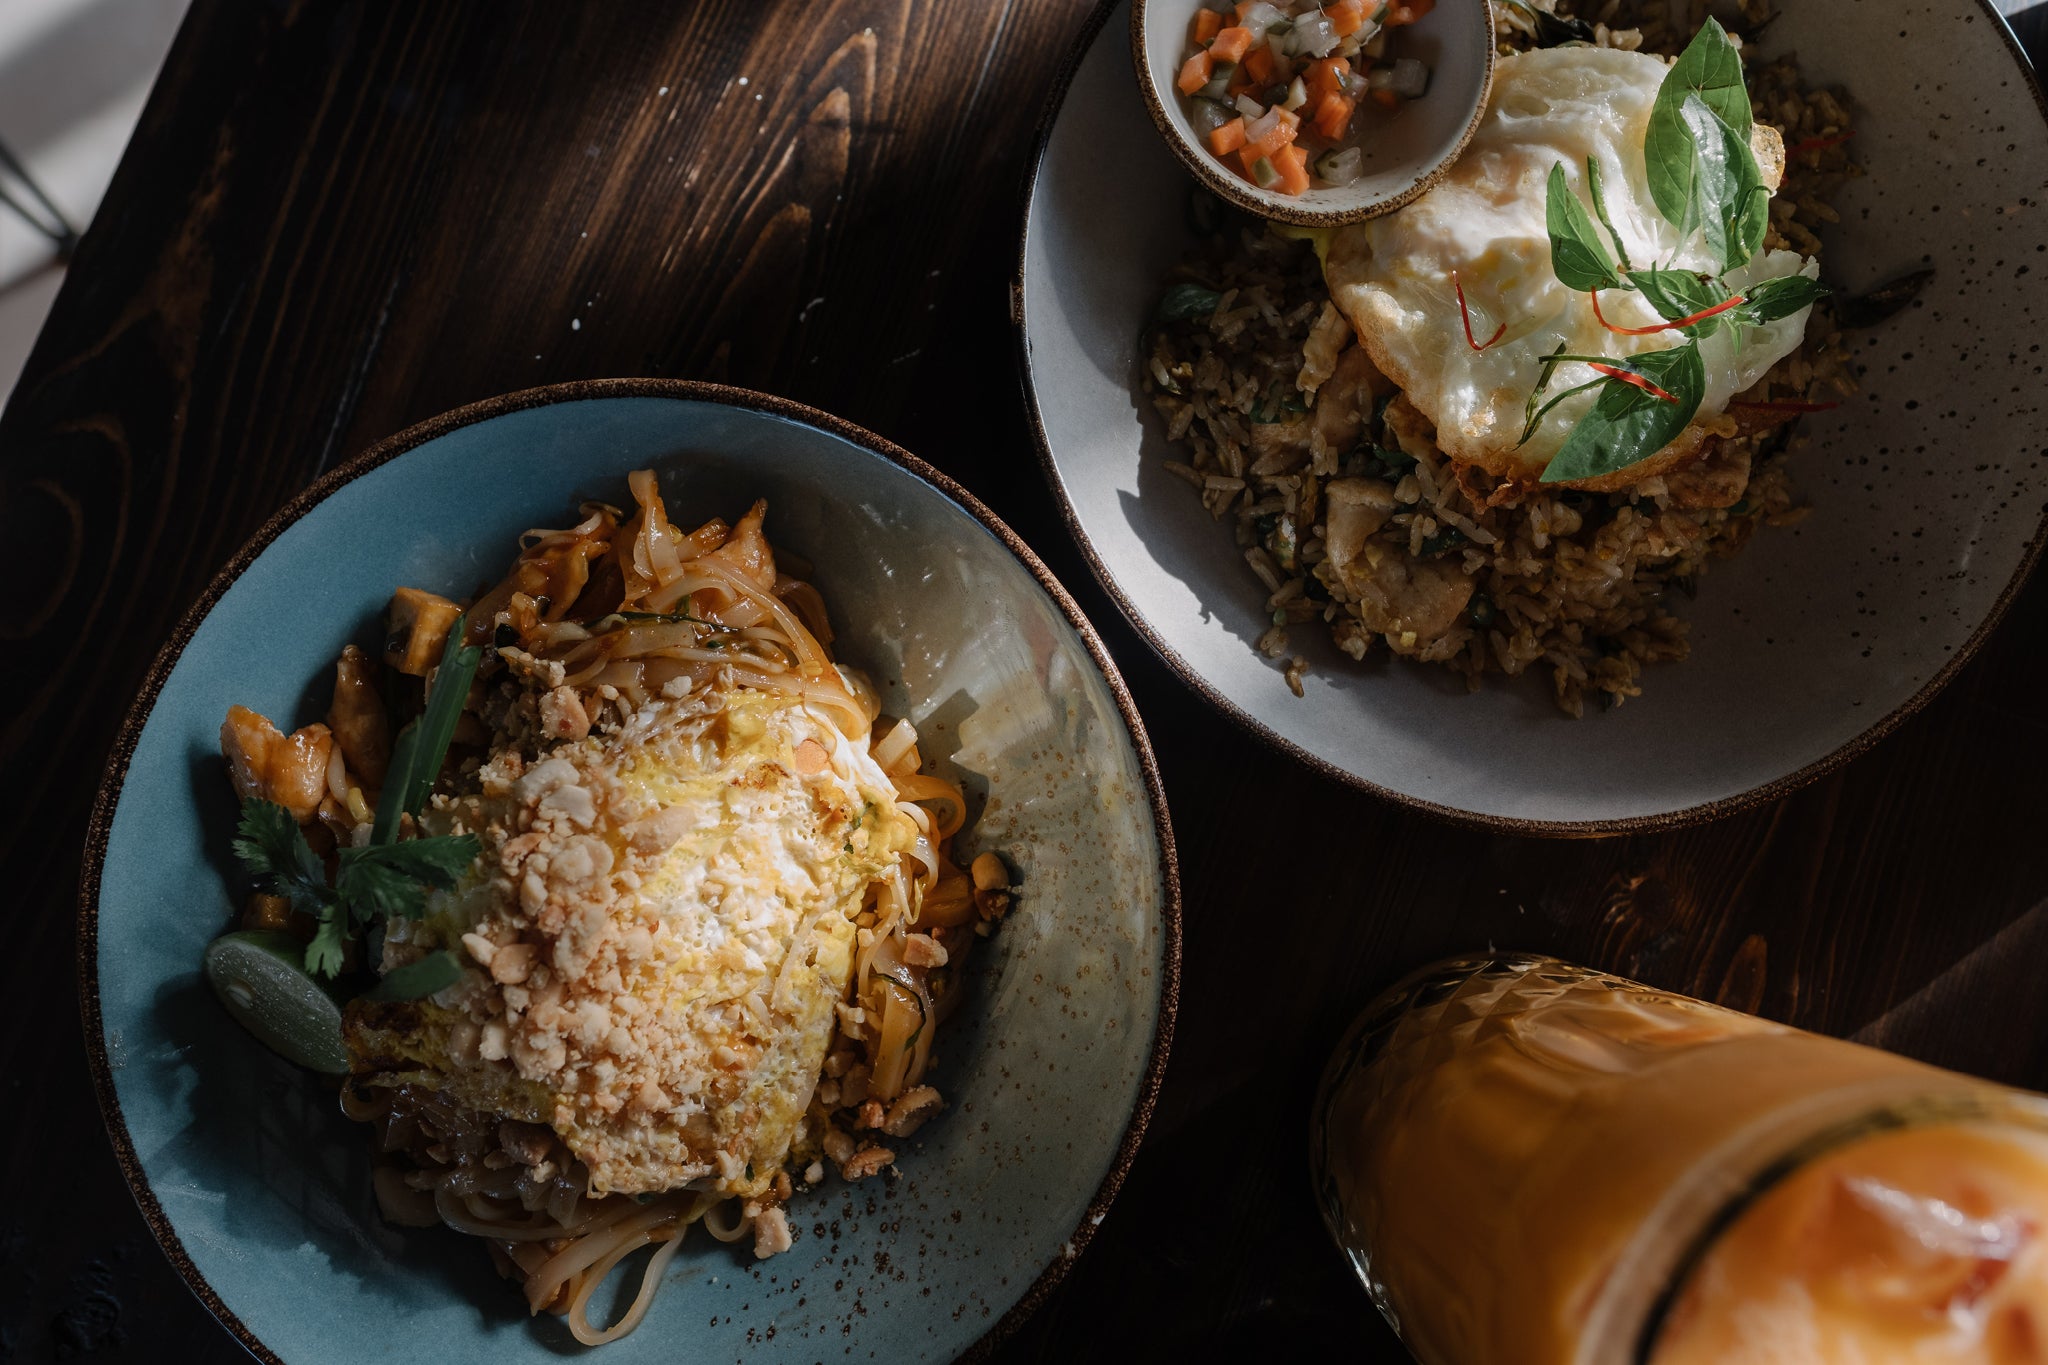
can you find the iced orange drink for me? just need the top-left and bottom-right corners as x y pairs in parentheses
(1311, 954), (2048, 1364)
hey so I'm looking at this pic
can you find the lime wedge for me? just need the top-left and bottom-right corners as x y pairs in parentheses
(203, 930), (350, 1074)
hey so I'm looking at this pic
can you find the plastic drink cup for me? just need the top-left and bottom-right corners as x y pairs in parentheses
(1311, 954), (2048, 1364)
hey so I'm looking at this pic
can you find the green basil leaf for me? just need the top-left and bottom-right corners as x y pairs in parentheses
(1657, 18), (1752, 133)
(1545, 163), (1624, 292)
(1731, 273), (1828, 326)
(1631, 267), (1731, 337)
(1728, 181), (1770, 274)
(1584, 156), (1632, 273)
(1678, 95), (1766, 272)
(1643, 117), (1703, 243)
(1540, 342), (1707, 484)
(371, 625), (482, 844)
(1153, 283), (1225, 325)
(362, 948), (465, 1002)
(1644, 20), (1752, 240)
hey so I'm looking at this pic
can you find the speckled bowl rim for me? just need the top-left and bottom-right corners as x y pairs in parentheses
(1015, 0), (2048, 839)
(1128, 0), (1496, 226)
(75, 378), (1183, 1363)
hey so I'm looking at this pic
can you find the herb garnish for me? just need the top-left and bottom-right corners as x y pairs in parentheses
(1540, 344), (1706, 485)
(362, 949), (465, 1002)
(1501, 0), (1598, 47)
(1517, 20), (1829, 483)
(1453, 270), (1507, 351)
(1545, 163), (1625, 293)
(234, 626), (484, 988)
(1153, 282), (1225, 325)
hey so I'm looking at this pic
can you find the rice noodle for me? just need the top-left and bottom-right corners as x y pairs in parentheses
(523, 1199), (685, 1312)
(324, 468), (1006, 1347)
(565, 1224), (690, 1346)
(700, 1200), (750, 1243)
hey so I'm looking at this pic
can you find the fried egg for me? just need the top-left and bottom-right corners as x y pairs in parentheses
(344, 685), (916, 1198)
(1323, 46), (1818, 489)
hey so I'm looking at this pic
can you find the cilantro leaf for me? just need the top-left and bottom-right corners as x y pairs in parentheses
(335, 835), (480, 926)
(232, 800), (352, 978)
(233, 799), (333, 917)
(305, 913), (348, 978)
(361, 949), (465, 1002)
(1546, 163), (1625, 293)
(226, 617), (484, 987)
(1540, 342), (1707, 484)
(372, 625), (482, 844)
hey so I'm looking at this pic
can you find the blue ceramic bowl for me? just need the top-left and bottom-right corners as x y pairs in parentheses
(80, 381), (1179, 1363)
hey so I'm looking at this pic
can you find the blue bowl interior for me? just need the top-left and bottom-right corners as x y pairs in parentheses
(93, 395), (1169, 1362)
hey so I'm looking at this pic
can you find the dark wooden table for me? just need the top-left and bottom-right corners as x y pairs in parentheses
(7, 2), (2048, 1359)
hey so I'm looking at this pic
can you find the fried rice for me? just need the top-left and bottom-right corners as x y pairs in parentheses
(1141, 0), (1858, 715)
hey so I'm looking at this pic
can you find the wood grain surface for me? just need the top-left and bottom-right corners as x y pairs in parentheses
(5, 0), (2047, 1359)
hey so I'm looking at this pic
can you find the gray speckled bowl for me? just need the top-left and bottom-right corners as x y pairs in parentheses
(1021, 0), (2048, 833)
(79, 382), (1179, 1363)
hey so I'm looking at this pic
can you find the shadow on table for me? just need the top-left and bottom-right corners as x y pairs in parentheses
(1853, 896), (2048, 1088)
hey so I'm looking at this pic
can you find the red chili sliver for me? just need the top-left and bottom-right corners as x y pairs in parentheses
(1453, 271), (1506, 352)
(1587, 363), (1679, 403)
(1784, 130), (1853, 157)
(1591, 289), (1744, 336)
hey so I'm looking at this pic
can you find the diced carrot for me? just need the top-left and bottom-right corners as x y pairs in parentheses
(1246, 108), (1300, 160)
(1274, 143), (1310, 195)
(1209, 25), (1255, 62)
(1371, 87), (1401, 109)
(1313, 91), (1356, 141)
(1306, 56), (1351, 104)
(1234, 0), (1254, 19)
(1177, 51), (1214, 95)
(1327, 0), (1370, 37)
(1209, 116), (1248, 155)
(1192, 8), (1223, 43)
(1243, 44), (1277, 85)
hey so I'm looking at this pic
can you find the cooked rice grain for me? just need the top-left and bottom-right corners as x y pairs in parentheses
(1141, 0), (1856, 716)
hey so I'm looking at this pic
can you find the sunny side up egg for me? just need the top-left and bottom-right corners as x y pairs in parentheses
(1323, 45), (1819, 488)
(345, 685), (915, 1200)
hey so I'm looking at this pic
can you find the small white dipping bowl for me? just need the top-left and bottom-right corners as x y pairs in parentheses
(1130, 0), (1495, 225)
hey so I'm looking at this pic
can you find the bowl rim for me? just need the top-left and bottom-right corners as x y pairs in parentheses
(1127, 0), (1496, 227)
(1014, 0), (2048, 837)
(74, 378), (1184, 1362)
